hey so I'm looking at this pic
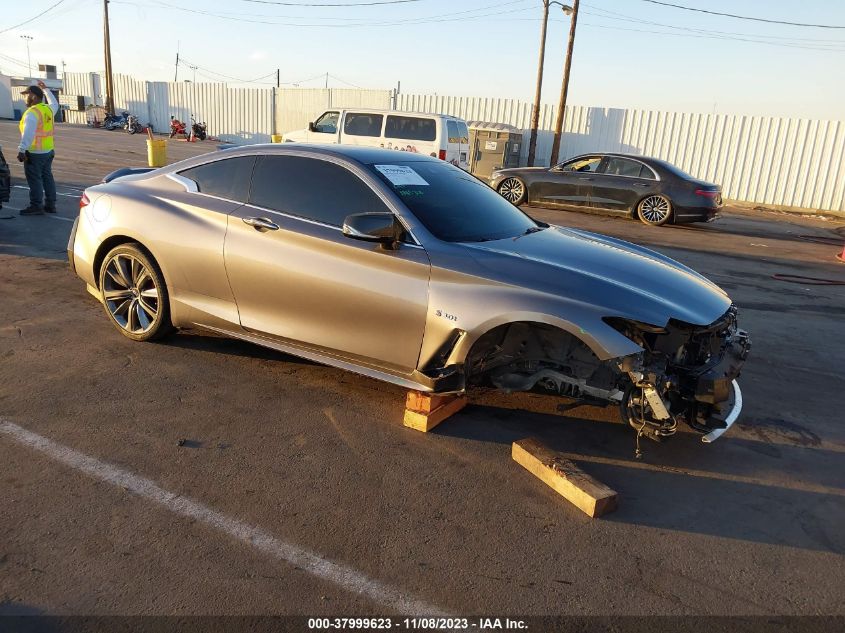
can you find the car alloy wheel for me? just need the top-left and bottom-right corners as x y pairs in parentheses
(498, 178), (526, 205)
(638, 195), (672, 226)
(99, 244), (173, 341)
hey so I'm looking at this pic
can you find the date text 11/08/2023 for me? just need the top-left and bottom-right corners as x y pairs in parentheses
(307, 617), (528, 630)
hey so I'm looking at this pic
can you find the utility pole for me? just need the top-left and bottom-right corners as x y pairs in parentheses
(276, 68), (280, 88)
(21, 35), (33, 78)
(527, 1), (550, 167)
(190, 65), (197, 83)
(325, 72), (329, 89)
(549, 0), (579, 167)
(174, 41), (180, 82)
(102, 0), (115, 115)
(61, 59), (66, 78)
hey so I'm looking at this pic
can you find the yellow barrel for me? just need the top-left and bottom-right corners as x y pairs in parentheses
(146, 139), (168, 167)
(270, 134), (283, 143)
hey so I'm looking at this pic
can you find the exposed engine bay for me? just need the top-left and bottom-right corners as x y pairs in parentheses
(465, 307), (750, 450)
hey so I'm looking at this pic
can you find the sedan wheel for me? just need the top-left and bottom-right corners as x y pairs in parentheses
(637, 195), (672, 226)
(498, 178), (526, 205)
(99, 244), (172, 341)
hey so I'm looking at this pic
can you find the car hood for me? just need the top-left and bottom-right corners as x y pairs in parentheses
(461, 226), (731, 327)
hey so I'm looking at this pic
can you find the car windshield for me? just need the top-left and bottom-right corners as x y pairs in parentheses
(368, 161), (539, 242)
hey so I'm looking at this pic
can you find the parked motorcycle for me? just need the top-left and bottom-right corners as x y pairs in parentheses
(190, 115), (207, 141)
(125, 114), (144, 135)
(169, 116), (187, 138)
(103, 110), (129, 131)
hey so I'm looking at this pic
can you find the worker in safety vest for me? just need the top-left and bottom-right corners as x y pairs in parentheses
(17, 80), (59, 216)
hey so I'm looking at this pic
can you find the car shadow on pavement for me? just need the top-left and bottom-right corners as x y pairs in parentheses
(166, 331), (319, 367)
(434, 400), (845, 555)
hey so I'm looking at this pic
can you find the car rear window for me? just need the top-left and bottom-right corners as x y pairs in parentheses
(447, 120), (460, 144)
(457, 121), (469, 144)
(384, 116), (436, 142)
(179, 156), (256, 202)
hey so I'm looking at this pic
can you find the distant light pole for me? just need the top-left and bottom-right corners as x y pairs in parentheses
(189, 65), (197, 83)
(549, 0), (579, 167)
(20, 35), (33, 78)
(527, 1), (570, 167)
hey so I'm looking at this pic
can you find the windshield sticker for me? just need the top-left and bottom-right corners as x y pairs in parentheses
(374, 165), (429, 186)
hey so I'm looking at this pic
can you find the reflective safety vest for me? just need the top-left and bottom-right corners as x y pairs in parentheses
(19, 102), (55, 152)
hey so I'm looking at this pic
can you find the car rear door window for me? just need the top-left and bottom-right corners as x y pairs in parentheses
(344, 113), (383, 137)
(385, 116), (437, 142)
(638, 164), (657, 179)
(249, 155), (389, 227)
(179, 156), (256, 202)
(604, 157), (644, 177)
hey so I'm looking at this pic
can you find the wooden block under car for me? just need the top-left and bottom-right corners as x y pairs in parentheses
(403, 391), (467, 432)
(511, 437), (618, 518)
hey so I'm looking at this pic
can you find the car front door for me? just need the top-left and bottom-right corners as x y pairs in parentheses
(589, 157), (657, 213)
(532, 155), (603, 208)
(224, 153), (431, 373)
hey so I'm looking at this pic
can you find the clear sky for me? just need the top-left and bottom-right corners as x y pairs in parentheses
(1, 0), (843, 119)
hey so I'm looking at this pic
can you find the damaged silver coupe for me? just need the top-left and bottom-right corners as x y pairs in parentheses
(68, 145), (750, 446)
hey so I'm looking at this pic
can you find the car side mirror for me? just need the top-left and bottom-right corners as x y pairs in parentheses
(342, 212), (401, 246)
(308, 121), (316, 132)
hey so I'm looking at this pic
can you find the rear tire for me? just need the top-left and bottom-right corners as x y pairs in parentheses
(637, 195), (672, 226)
(498, 177), (526, 205)
(98, 243), (173, 342)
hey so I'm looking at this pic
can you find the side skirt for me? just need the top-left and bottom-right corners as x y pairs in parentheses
(198, 324), (435, 393)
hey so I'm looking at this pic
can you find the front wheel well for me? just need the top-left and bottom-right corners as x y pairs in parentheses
(464, 321), (600, 384)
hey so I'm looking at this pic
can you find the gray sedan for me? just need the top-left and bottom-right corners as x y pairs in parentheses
(68, 144), (749, 447)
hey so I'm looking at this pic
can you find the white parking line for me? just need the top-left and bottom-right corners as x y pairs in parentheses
(0, 420), (448, 616)
(13, 185), (81, 197)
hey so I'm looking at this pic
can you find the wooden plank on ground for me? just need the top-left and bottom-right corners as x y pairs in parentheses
(403, 392), (466, 432)
(512, 437), (618, 518)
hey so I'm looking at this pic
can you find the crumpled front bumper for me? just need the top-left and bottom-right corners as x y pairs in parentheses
(702, 380), (742, 443)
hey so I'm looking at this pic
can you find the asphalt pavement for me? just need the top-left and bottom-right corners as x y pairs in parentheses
(1, 122), (844, 620)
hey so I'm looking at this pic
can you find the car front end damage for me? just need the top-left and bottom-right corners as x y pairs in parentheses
(607, 305), (750, 445)
(465, 306), (750, 448)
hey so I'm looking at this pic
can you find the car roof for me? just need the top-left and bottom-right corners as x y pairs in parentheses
(216, 143), (438, 166)
(324, 108), (464, 120)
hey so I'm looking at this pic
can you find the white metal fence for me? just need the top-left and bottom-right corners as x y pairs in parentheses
(397, 94), (845, 213)
(54, 73), (845, 212)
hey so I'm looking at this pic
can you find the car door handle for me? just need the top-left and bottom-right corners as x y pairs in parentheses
(242, 217), (280, 231)
(578, 177), (593, 181)
(633, 182), (650, 187)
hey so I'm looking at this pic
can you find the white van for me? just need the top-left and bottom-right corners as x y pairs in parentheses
(283, 109), (470, 171)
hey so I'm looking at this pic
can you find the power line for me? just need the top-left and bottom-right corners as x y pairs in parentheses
(584, 3), (845, 44)
(236, 0), (427, 6)
(582, 5), (845, 50)
(328, 74), (362, 88)
(121, 0), (533, 28)
(572, 20), (845, 53)
(633, 0), (845, 29)
(0, 0), (68, 35)
(178, 57), (278, 84)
